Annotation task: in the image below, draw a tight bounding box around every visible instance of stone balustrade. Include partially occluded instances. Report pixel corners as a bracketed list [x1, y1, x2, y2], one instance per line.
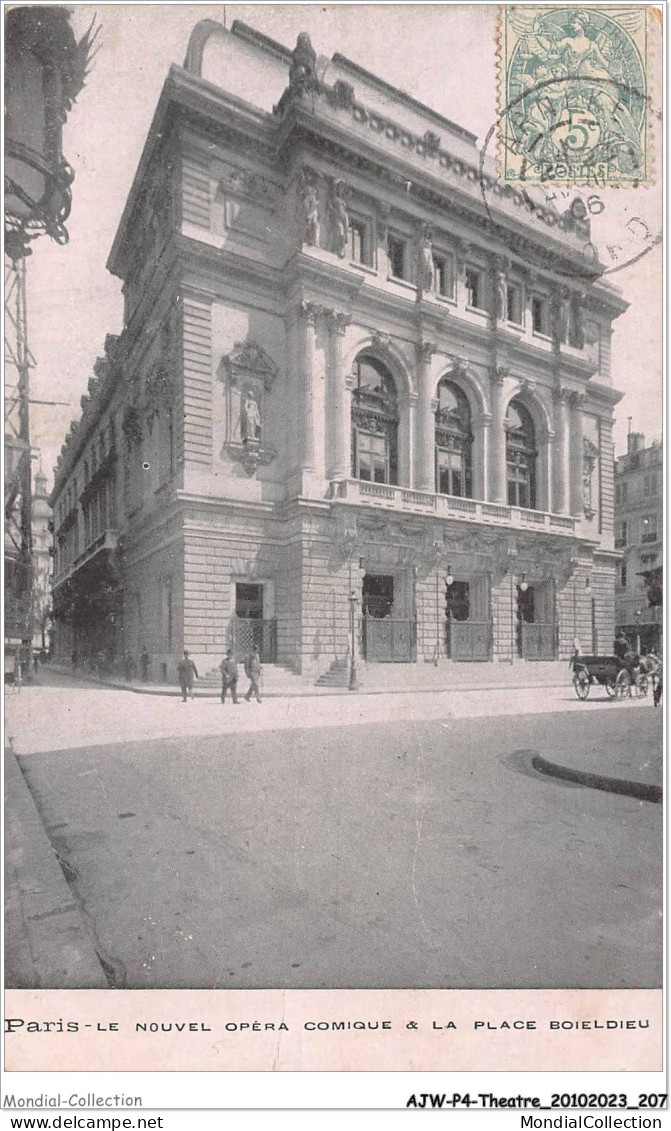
[333, 479, 576, 534]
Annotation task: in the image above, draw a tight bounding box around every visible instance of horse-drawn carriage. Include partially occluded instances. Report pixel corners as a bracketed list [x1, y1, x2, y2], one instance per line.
[571, 654, 650, 701]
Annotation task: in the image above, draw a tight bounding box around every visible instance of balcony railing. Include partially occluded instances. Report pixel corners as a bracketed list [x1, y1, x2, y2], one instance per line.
[54, 529, 121, 587]
[333, 479, 577, 534]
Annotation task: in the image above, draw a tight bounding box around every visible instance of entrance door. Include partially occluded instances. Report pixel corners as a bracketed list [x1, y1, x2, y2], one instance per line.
[232, 583, 277, 662]
[517, 582, 556, 659]
[362, 573, 414, 662]
[445, 578, 491, 661]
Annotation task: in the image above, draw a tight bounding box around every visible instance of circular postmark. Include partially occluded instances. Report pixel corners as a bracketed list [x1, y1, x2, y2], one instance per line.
[479, 74, 661, 281]
[505, 8, 648, 181]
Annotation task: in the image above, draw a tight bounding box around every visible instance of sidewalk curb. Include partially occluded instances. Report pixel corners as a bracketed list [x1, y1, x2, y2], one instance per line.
[48, 666, 568, 699]
[531, 753, 662, 804]
[4, 745, 110, 988]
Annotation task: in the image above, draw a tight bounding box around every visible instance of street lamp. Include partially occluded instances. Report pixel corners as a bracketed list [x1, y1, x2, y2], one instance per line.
[348, 590, 359, 690]
[519, 573, 529, 593]
[635, 608, 642, 655]
[445, 567, 454, 660]
[5, 7, 98, 258]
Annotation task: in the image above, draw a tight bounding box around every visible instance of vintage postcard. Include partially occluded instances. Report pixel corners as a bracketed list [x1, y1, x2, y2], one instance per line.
[3, 1, 664, 1119]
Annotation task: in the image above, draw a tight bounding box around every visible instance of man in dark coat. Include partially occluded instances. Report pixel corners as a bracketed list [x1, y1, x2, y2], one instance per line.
[220, 649, 239, 704]
[177, 650, 198, 701]
[243, 644, 262, 703]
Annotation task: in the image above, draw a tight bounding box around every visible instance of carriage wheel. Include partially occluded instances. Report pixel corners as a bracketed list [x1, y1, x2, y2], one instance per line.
[636, 673, 649, 698]
[614, 669, 631, 700]
[573, 667, 591, 700]
[605, 680, 617, 698]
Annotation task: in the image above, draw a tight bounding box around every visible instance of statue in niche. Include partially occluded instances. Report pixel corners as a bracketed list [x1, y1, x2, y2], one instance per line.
[418, 224, 436, 293]
[241, 389, 261, 443]
[300, 173, 320, 247]
[289, 32, 318, 94]
[330, 180, 349, 258]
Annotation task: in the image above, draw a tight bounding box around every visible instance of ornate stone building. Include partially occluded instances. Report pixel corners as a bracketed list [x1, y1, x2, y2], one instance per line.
[614, 433, 663, 653]
[50, 20, 625, 679]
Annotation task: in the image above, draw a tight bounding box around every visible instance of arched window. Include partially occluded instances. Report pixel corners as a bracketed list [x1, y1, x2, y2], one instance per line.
[435, 379, 472, 497]
[505, 399, 537, 509]
[351, 355, 398, 484]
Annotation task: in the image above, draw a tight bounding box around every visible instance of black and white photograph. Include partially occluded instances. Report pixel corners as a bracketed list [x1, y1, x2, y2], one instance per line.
[4, 0, 664, 1104]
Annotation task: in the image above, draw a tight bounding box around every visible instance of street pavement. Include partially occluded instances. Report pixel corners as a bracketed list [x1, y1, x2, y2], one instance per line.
[7, 671, 662, 991]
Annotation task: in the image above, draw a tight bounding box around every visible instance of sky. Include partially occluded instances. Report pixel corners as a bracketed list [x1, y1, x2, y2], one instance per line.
[20, 3, 663, 486]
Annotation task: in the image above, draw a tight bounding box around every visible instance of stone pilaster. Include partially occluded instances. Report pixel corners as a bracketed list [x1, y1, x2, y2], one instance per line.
[489, 366, 508, 503]
[415, 341, 437, 492]
[327, 311, 351, 481]
[552, 387, 571, 514]
[298, 300, 319, 472]
[569, 391, 586, 516]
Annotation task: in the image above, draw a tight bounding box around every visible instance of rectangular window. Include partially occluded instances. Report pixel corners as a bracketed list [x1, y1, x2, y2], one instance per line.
[349, 217, 371, 266]
[651, 474, 658, 495]
[356, 430, 388, 483]
[643, 475, 650, 496]
[434, 255, 455, 299]
[507, 463, 531, 509]
[615, 483, 621, 504]
[620, 562, 627, 588]
[621, 481, 628, 503]
[465, 267, 483, 310]
[507, 283, 523, 325]
[615, 520, 627, 548]
[436, 449, 463, 497]
[387, 234, 406, 279]
[641, 514, 658, 544]
[532, 296, 549, 336]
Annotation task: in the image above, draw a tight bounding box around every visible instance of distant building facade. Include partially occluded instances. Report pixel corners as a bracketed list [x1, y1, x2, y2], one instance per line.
[614, 433, 663, 652]
[31, 466, 52, 652]
[50, 21, 626, 681]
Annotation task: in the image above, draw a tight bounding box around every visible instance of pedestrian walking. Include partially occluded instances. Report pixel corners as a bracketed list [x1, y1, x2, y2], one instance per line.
[243, 644, 262, 702]
[220, 648, 239, 703]
[177, 650, 198, 701]
[140, 646, 150, 681]
[123, 651, 135, 681]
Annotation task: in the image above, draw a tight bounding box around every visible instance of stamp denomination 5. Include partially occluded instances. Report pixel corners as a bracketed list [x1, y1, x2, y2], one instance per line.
[499, 7, 650, 186]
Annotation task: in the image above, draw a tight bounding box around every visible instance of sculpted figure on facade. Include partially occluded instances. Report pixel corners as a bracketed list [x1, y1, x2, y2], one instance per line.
[418, 224, 436, 294]
[552, 286, 570, 343]
[569, 292, 585, 349]
[330, 179, 349, 258]
[299, 171, 320, 247]
[241, 389, 262, 443]
[289, 31, 318, 94]
[494, 261, 508, 320]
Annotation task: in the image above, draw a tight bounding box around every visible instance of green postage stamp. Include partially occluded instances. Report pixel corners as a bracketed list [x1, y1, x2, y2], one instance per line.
[499, 6, 650, 185]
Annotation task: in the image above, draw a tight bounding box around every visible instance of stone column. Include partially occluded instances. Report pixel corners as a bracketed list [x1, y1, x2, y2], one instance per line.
[398, 392, 417, 489]
[488, 366, 508, 503]
[327, 311, 351, 482]
[415, 342, 437, 492]
[552, 387, 571, 514]
[569, 391, 586, 516]
[473, 411, 491, 501]
[298, 300, 318, 472]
